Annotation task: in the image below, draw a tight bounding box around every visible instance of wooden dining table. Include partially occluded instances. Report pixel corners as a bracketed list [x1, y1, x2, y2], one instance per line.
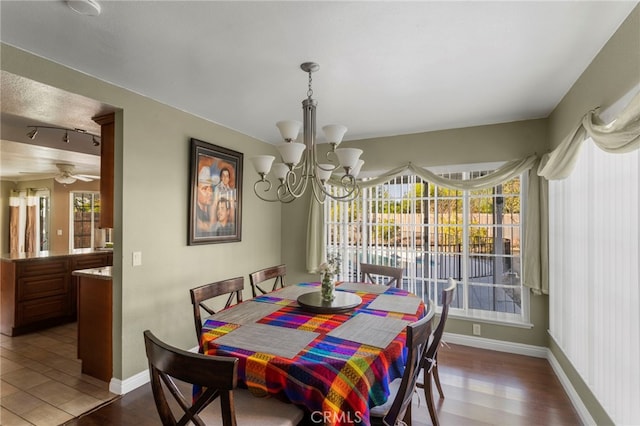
[200, 281, 426, 426]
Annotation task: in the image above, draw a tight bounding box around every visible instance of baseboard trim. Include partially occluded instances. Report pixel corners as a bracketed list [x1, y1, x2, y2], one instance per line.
[114, 333, 593, 425]
[109, 369, 149, 395]
[546, 348, 596, 425]
[443, 332, 595, 425]
[442, 332, 548, 358]
[109, 345, 202, 394]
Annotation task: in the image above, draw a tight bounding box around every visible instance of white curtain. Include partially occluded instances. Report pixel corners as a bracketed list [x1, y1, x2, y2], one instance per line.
[538, 91, 640, 179]
[9, 189, 39, 254]
[548, 139, 639, 424]
[544, 88, 640, 425]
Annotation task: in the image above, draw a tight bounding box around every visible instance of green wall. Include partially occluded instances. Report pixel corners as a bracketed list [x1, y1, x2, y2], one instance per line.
[1, 43, 281, 380]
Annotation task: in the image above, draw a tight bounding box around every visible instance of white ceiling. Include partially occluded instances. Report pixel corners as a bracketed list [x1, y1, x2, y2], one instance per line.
[1, 1, 638, 180]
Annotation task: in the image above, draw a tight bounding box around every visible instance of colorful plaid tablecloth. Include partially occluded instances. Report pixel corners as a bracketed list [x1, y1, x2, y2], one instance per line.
[200, 282, 425, 426]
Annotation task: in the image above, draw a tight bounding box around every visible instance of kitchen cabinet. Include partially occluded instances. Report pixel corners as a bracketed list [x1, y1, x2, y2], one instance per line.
[93, 112, 115, 229]
[1, 250, 112, 336]
[74, 266, 112, 382]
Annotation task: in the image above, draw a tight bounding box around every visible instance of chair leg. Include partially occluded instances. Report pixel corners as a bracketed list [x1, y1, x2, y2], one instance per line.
[433, 362, 444, 399]
[403, 400, 412, 426]
[424, 371, 439, 426]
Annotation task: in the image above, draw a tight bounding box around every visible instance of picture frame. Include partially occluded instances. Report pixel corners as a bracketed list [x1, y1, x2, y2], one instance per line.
[188, 138, 243, 245]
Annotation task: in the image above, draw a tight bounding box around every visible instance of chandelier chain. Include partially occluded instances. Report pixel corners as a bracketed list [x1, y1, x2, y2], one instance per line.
[307, 70, 313, 99]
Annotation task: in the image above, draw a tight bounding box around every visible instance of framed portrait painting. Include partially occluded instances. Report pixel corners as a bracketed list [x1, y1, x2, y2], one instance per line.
[188, 138, 243, 245]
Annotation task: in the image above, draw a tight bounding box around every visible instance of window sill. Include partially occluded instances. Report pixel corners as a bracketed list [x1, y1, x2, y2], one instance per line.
[448, 313, 534, 329]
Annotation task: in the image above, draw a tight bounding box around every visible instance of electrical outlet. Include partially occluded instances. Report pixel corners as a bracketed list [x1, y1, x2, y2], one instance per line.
[472, 323, 481, 336]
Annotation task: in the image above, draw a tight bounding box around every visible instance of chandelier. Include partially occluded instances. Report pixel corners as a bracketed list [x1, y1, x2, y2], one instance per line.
[250, 62, 364, 203]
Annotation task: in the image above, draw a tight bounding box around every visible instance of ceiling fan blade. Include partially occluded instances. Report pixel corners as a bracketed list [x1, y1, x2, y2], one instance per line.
[72, 175, 94, 182]
[19, 172, 58, 178]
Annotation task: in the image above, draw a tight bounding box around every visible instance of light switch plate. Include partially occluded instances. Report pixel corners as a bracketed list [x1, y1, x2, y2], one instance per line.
[132, 251, 142, 266]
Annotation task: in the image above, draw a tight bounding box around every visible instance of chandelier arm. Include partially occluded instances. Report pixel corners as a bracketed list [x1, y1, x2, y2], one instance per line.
[284, 149, 314, 198]
[275, 184, 298, 203]
[283, 168, 308, 199]
[323, 150, 339, 165]
[253, 179, 282, 203]
[310, 179, 327, 204]
[318, 181, 360, 201]
[253, 179, 299, 203]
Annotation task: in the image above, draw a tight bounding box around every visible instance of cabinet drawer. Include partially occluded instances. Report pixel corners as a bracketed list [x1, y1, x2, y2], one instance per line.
[18, 274, 68, 301]
[72, 255, 110, 270]
[17, 295, 71, 325]
[16, 259, 68, 278]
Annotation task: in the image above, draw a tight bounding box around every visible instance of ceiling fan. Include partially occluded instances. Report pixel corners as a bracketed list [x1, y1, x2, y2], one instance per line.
[20, 163, 100, 184]
[53, 163, 99, 184]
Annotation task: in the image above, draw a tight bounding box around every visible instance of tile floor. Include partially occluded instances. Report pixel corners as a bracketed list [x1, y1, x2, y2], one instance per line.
[0, 323, 117, 426]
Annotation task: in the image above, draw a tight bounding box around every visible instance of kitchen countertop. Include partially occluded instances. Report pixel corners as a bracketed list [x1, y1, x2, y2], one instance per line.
[72, 266, 112, 280]
[1, 248, 113, 262]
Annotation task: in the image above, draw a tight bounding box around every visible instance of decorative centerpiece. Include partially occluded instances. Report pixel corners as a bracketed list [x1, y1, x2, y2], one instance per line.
[318, 253, 341, 302]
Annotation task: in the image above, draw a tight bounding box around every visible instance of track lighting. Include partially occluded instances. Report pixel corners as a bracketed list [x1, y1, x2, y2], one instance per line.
[26, 126, 100, 147]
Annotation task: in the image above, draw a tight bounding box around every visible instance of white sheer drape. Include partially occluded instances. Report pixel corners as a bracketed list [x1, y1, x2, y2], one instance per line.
[548, 139, 639, 424]
[543, 88, 640, 425]
[539, 91, 640, 180]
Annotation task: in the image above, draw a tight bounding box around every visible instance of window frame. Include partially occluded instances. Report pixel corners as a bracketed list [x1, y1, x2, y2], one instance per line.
[69, 191, 100, 250]
[325, 163, 530, 326]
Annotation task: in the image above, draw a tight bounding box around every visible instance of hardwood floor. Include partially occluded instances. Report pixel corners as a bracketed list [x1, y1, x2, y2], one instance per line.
[65, 343, 582, 426]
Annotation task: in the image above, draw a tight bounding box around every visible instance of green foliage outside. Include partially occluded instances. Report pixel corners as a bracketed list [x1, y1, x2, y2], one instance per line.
[327, 177, 519, 246]
[376, 219, 399, 242]
[73, 193, 101, 213]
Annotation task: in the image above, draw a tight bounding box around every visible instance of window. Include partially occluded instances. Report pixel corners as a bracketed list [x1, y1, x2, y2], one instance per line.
[325, 165, 528, 324]
[70, 192, 100, 249]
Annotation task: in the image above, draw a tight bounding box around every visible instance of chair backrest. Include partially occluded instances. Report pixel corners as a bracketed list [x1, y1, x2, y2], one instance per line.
[425, 277, 456, 367]
[360, 263, 403, 288]
[190, 277, 244, 340]
[382, 301, 436, 425]
[143, 330, 239, 426]
[248, 264, 286, 298]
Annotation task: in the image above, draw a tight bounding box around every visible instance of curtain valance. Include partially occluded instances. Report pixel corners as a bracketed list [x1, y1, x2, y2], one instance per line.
[538, 91, 640, 180]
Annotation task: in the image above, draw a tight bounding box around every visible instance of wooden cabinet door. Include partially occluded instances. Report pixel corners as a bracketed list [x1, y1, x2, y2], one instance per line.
[93, 113, 115, 229]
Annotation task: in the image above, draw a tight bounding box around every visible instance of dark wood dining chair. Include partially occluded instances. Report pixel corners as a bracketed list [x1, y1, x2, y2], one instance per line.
[248, 264, 286, 298]
[143, 330, 305, 426]
[416, 277, 457, 426]
[360, 262, 404, 288]
[370, 301, 436, 426]
[190, 277, 244, 340]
